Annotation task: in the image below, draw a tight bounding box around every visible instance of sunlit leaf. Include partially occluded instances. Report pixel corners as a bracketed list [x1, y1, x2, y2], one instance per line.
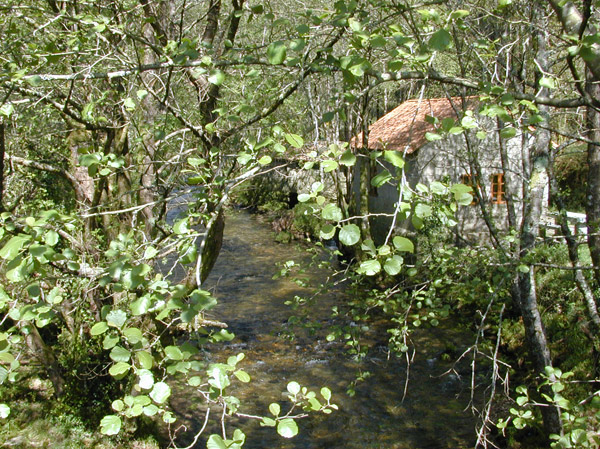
[90, 322, 109, 336]
[392, 236, 414, 253]
[358, 259, 381, 276]
[110, 346, 131, 363]
[277, 418, 299, 438]
[319, 224, 336, 240]
[108, 362, 130, 377]
[0, 235, 31, 260]
[269, 402, 281, 416]
[106, 310, 127, 328]
[384, 255, 403, 275]
[0, 404, 10, 418]
[339, 224, 360, 246]
[100, 415, 121, 435]
[149, 382, 171, 404]
[207, 435, 228, 449]
[371, 170, 392, 187]
[287, 381, 301, 395]
[340, 150, 356, 166]
[138, 369, 154, 390]
[384, 151, 404, 168]
[321, 204, 343, 222]
[208, 69, 225, 86]
[137, 351, 154, 370]
[284, 133, 304, 148]
[321, 160, 338, 173]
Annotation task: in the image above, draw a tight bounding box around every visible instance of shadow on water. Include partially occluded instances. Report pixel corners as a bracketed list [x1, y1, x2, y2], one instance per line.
[170, 210, 478, 449]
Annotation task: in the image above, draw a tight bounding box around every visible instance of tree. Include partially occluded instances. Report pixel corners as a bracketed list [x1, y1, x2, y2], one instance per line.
[0, 0, 345, 443]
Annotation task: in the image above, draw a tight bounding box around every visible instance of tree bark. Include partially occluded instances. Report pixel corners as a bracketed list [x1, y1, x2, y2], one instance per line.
[0, 121, 5, 212]
[513, 5, 563, 435]
[585, 75, 600, 285]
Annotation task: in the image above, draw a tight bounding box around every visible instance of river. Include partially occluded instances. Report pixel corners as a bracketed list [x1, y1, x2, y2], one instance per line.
[170, 210, 478, 449]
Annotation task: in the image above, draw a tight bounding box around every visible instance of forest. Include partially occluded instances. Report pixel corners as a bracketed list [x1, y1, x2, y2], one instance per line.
[0, 0, 599, 447]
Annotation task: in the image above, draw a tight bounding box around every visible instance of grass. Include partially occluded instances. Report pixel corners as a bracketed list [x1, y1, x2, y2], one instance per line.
[0, 379, 160, 449]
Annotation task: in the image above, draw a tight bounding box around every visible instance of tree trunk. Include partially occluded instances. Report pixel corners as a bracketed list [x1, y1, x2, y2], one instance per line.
[0, 121, 5, 212]
[585, 74, 600, 286]
[513, 5, 563, 435]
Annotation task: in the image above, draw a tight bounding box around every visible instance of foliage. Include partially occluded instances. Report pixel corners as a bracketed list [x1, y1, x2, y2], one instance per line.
[1, 0, 600, 447]
[497, 367, 600, 449]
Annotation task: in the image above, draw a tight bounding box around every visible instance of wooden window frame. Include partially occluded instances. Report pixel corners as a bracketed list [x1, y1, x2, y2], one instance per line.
[490, 173, 506, 204]
[461, 173, 479, 205]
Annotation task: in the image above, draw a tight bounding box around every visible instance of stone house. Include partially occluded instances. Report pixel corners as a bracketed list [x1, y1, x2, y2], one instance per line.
[350, 96, 535, 243]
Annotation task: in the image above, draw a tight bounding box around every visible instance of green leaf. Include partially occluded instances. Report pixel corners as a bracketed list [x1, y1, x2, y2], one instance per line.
[425, 132, 442, 142]
[384, 151, 404, 168]
[267, 41, 287, 64]
[277, 419, 299, 438]
[173, 218, 189, 235]
[340, 150, 356, 166]
[415, 203, 432, 218]
[284, 133, 304, 148]
[90, 322, 109, 336]
[322, 111, 335, 123]
[0, 404, 10, 418]
[110, 346, 131, 363]
[261, 417, 276, 427]
[149, 382, 171, 404]
[371, 170, 392, 187]
[208, 69, 225, 86]
[269, 402, 281, 416]
[287, 381, 301, 395]
[450, 9, 470, 19]
[258, 155, 272, 165]
[103, 334, 120, 350]
[0, 235, 31, 260]
[130, 296, 152, 316]
[207, 435, 228, 449]
[500, 127, 517, 139]
[234, 370, 251, 383]
[109, 362, 130, 377]
[106, 310, 127, 328]
[358, 259, 381, 276]
[138, 369, 154, 390]
[26, 75, 43, 87]
[123, 327, 143, 344]
[165, 346, 184, 361]
[429, 29, 452, 51]
[430, 181, 447, 195]
[137, 351, 154, 369]
[123, 97, 136, 111]
[384, 255, 403, 276]
[539, 77, 555, 89]
[100, 415, 122, 435]
[321, 160, 338, 173]
[321, 387, 332, 401]
[322, 204, 343, 222]
[339, 224, 360, 246]
[44, 230, 59, 246]
[319, 224, 336, 240]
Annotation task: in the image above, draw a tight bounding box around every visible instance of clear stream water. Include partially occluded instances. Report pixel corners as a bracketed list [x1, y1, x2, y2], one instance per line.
[170, 210, 478, 449]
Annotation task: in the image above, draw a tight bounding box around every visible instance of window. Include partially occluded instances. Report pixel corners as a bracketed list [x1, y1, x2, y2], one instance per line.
[461, 174, 479, 205]
[491, 173, 506, 204]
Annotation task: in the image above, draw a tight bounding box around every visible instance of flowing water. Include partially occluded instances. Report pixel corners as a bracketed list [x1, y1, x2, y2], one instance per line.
[171, 210, 478, 448]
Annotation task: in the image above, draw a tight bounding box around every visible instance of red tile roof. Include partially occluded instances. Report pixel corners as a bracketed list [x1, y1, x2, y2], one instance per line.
[350, 97, 476, 153]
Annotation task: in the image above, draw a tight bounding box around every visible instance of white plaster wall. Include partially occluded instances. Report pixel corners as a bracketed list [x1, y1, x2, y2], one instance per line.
[365, 125, 534, 244]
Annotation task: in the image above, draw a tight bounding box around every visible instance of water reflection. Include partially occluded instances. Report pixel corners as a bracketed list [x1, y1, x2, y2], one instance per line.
[171, 211, 476, 449]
